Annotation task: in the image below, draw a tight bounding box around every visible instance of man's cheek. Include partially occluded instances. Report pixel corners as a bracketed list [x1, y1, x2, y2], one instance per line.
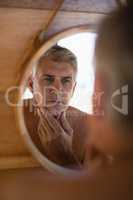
[61, 92, 72, 104]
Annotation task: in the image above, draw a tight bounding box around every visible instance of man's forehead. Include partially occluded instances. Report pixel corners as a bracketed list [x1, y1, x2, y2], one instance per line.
[37, 58, 75, 77]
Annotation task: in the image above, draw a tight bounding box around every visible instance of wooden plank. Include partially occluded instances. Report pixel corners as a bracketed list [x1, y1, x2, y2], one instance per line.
[0, 0, 59, 10]
[62, 0, 117, 13]
[0, 92, 40, 169]
[45, 11, 104, 38]
[0, 92, 29, 156]
[0, 8, 52, 92]
[0, 0, 117, 13]
[0, 156, 39, 169]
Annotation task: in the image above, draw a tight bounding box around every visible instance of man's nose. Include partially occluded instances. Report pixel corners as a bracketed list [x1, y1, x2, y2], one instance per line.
[53, 79, 62, 91]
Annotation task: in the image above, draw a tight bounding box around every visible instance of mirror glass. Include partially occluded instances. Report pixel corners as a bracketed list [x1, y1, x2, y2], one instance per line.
[21, 31, 97, 173]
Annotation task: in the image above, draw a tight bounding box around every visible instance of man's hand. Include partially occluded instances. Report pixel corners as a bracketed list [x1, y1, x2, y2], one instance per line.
[37, 108, 81, 167]
[37, 108, 73, 149]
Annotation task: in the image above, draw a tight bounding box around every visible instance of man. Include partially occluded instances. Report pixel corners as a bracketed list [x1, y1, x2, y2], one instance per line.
[24, 45, 89, 168]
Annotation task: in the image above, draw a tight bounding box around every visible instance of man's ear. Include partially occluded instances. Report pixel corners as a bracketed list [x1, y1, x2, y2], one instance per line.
[71, 81, 77, 97]
[27, 75, 34, 93]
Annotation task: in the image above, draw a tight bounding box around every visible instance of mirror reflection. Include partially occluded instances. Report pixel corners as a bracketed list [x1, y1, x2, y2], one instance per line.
[22, 32, 96, 170]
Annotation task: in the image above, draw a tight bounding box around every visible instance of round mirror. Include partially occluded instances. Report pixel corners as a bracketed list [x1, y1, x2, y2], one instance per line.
[17, 27, 97, 175]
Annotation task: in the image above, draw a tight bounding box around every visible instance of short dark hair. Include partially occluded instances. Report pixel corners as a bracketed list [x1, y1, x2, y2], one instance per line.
[33, 45, 77, 78]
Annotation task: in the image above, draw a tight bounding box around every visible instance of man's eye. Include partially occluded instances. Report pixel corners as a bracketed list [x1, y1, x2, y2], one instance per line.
[62, 78, 71, 85]
[43, 77, 54, 83]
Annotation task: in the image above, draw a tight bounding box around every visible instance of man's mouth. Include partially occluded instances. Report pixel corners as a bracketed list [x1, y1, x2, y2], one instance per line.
[46, 100, 64, 106]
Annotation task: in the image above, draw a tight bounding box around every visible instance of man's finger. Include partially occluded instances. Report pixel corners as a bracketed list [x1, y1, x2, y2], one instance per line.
[45, 112, 64, 136]
[46, 112, 72, 145]
[60, 112, 73, 136]
[37, 109, 53, 143]
[38, 122, 51, 144]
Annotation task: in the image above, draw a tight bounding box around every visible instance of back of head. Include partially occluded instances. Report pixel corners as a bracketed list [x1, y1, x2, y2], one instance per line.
[95, 4, 133, 132]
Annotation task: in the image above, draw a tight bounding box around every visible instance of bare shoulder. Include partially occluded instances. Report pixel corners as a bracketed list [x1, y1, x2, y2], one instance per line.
[67, 106, 88, 116]
[66, 106, 90, 161]
[23, 98, 44, 153]
[66, 106, 90, 127]
[23, 98, 39, 126]
[23, 98, 39, 137]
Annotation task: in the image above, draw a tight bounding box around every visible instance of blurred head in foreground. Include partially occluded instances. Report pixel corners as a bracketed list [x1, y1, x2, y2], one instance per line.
[91, 4, 133, 159]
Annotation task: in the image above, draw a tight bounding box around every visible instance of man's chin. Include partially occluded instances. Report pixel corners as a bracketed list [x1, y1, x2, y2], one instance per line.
[46, 104, 68, 117]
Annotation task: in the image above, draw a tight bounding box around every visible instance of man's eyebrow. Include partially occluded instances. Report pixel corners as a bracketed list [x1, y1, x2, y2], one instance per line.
[62, 76, 72, 79]
[41, 74, 72, 79]
[42, 74, 54, 78]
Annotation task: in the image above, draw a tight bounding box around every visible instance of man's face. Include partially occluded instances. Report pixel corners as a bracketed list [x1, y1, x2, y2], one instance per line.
[32, 58, 76, 116]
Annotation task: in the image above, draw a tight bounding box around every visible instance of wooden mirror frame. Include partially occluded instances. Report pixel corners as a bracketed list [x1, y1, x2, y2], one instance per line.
[16, 25, 96, 176]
